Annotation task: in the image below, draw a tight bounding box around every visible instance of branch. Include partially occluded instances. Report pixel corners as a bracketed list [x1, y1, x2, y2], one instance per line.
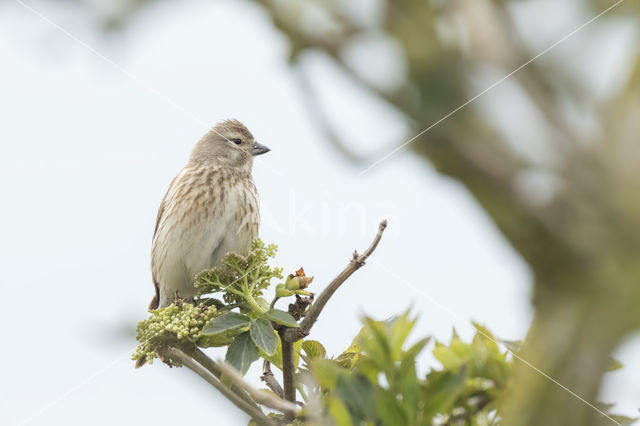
[190, 347, 260, 411]
[293, 63, 368, 164]
[166, 348, 276, 426]
[217, 360, 301, 417]
[285, 220, 388, 342]
[292, 56, 417, 167]
[279, 330, 297, 419]
[261, 361, 284, 398]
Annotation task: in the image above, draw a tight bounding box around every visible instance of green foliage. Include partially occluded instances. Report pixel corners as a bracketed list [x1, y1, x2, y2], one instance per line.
[263, 309, 299, 327]
[203, 312, 251, 335]
[194, 239, 283, 311]
[199, 312, 251, 347]
[226, 331, 260, 375]
[250, 318, 279, 356]
[301, 313, 634, 426]
[304, 311, 510, 425]
[261, 339, 303, 371]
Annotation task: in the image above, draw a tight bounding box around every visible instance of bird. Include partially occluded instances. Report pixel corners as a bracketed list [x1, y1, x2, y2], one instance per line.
[149, 119, 270, 309]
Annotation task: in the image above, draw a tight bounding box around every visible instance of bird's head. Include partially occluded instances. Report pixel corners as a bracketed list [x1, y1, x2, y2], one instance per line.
[189, 119, 270, 171]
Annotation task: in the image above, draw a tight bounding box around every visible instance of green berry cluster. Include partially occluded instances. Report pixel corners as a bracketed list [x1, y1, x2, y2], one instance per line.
[132, 302, 218, 366]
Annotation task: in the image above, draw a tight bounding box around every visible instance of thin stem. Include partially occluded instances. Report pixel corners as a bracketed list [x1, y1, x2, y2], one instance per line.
[243, 274, 251, 292]
[190, 347, 261, 411]
[261, 360, 284, 398]
[217, 361, 300, 416]
[269, 296, 281, 309]
[167, 348, 275, 426]
[239, 275, 267, 314]
[284, 220, 388, 342]
[219, 284, 245, 298]
[245, 291, 267, 314]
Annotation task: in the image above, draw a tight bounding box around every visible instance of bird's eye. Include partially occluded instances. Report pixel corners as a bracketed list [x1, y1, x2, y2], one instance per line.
[231, 138, 242, 145]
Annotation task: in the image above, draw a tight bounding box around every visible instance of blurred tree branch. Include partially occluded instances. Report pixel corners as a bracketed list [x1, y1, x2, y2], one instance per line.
[250, 1, 640, 425]
[73, 0, 640, 423]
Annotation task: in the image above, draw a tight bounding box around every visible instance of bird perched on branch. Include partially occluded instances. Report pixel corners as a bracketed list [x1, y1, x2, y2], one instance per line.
[149, 120, 270, 309]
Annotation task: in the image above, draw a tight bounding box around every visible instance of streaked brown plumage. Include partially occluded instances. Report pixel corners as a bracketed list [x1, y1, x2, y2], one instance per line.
[149, 120, 270, 309]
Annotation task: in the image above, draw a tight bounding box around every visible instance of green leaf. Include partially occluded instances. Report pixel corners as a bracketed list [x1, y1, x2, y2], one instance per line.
[310, 359, 345, 389]
[335, 374, 376, 423]
[225, 331, 259, 375]
[197, 330, 239, 348]
[302, 340, 327, 360]
[256, 297, 271, 311]
[390, 310, 417, 361]
[249, 318, 279, 356]
[202, 312, 250, 335]
[335, 351, 360, 369]
[359, 317, 393, 371]
[432, 341, 466, 370]
[263, 309, 299, 327]
[327, 396, 353, 426]
[421, 367, 468, 420]
[260, 339, 303, 370]
[471, 321, 499, 353]
[398, 337, 429, 419]
[353, 356, 380, 384]
[377, 389, 408, 426]
[402, 337, 430, 365]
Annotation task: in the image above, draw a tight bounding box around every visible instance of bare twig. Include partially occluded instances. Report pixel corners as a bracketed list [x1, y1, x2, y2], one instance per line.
[166, 348, 276, 426]
[261, 360, 284, 398]
[284, 220, 388, 342]
[217, 360, 301, 417]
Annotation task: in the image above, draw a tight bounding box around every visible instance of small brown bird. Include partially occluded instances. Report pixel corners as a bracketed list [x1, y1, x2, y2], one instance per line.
[149, 120, 270, 309]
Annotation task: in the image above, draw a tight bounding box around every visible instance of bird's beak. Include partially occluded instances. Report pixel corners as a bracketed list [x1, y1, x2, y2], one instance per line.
[251, 142, 270, 156]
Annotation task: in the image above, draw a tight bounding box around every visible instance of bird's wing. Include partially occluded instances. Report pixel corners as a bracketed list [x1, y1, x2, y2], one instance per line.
[148, 172, 182, 310]
[153, 173, 182, 240]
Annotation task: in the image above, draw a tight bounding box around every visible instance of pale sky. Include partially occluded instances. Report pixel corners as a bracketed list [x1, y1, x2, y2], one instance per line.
[0, 0, 637, 424]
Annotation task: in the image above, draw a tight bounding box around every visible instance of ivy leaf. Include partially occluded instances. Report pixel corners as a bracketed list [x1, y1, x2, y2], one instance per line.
[202, 312, 250, 335]
[250, 318, 279, 356]
[225, 331, 259, 375]
[263, 309, 299, 327]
